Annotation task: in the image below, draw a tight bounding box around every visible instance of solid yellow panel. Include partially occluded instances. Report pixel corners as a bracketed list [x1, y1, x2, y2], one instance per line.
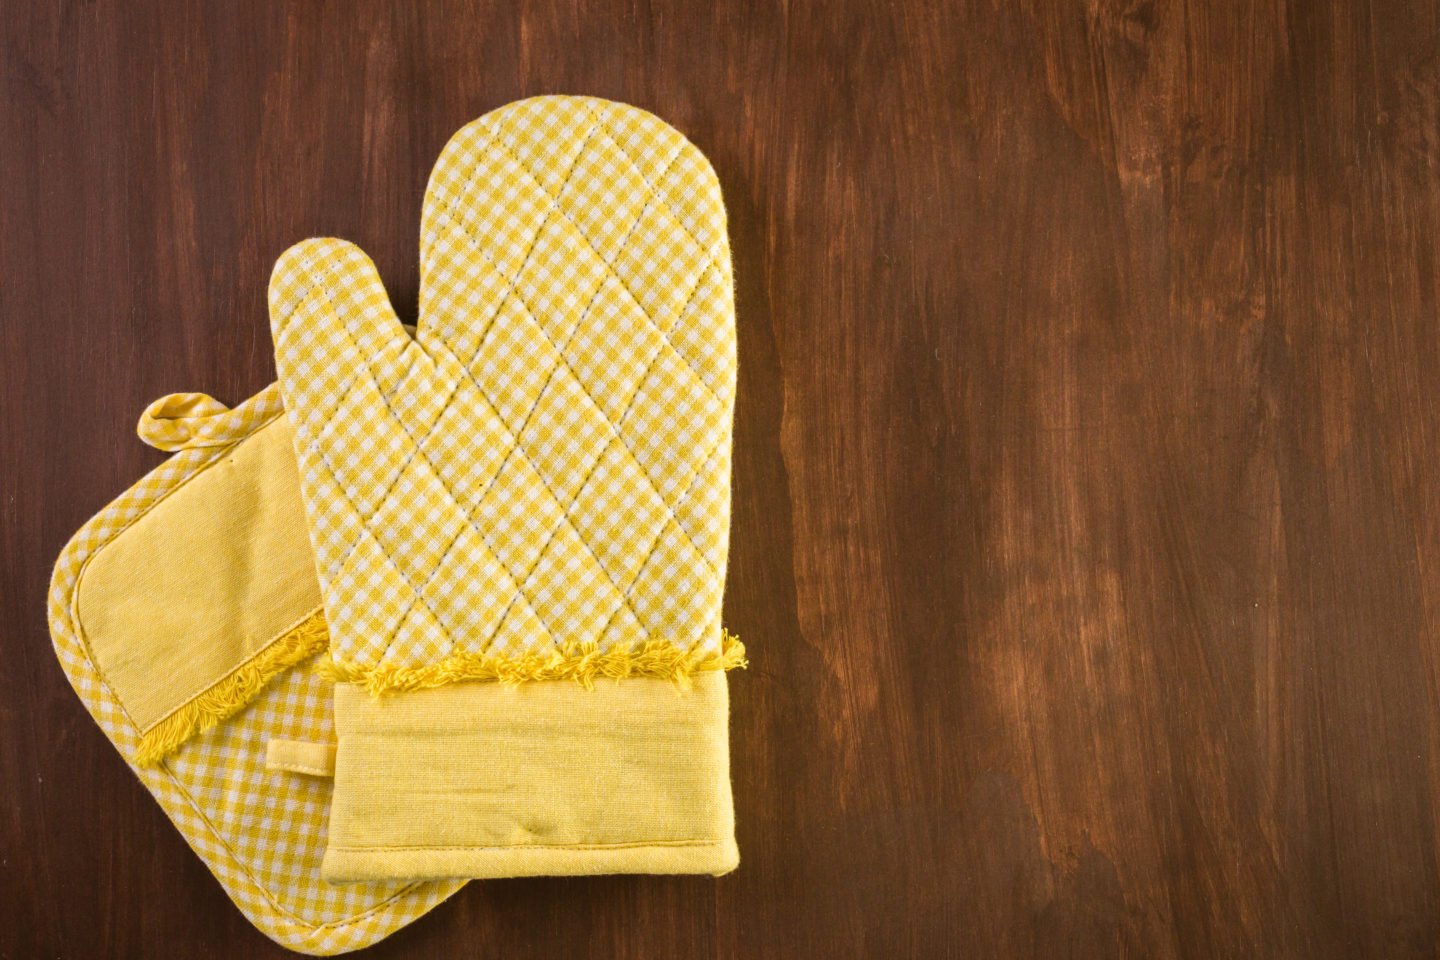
[75, 418, 322, 733]
[324, 673, 737, 882]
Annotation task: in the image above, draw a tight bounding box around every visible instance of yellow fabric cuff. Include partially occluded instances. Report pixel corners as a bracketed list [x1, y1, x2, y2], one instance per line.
[323, 673, 738, 883]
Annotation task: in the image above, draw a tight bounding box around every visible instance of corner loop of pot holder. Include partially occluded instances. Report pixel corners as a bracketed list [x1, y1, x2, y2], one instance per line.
[48, 382, 464, 955]
[137, 392, 253, 451]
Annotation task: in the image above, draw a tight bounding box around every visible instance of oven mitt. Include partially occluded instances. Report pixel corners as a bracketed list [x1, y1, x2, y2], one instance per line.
[48, 384, 464, 954]
[268, 95, 743, 882]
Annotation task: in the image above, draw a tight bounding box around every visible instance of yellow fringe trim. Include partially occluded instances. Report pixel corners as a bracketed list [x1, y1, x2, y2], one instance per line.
[134, 609, 330, 767]
[318, 630, 747, 697]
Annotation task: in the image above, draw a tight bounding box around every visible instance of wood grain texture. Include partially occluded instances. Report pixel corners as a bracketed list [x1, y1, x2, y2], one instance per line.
[5, 0, 1440, 956]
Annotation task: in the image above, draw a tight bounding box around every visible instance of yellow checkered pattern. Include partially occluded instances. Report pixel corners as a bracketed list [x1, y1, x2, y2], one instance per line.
[269, 96, 736, 675]
[136, 392, 248, 450]
[48, 383, 463, 955]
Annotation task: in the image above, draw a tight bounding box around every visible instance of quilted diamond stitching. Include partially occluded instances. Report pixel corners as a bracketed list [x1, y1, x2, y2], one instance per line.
[455, 118, 734, 602]
[273, 97, 735, 671]
[431, 145, 722, 574]
[423, 213, 722, 651]
[283, 258, 550, 660]
[451, 100, 731, 640]
[290, 246, 623, 660]
[296, 268, 520, 660]
[414, 128, 718, 643]
[485, 119, 724, 403]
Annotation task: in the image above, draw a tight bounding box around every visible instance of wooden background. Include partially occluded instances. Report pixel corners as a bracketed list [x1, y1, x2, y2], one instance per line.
[6, 0, 1440, 957]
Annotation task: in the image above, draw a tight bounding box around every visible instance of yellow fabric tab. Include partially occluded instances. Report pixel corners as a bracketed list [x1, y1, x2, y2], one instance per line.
[266, 739, 337, 778]
[323, 673, 738, 883]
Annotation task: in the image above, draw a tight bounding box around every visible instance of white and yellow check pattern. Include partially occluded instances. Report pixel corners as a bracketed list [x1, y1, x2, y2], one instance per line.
[270, 96, 737, 678]
[48, 383, 463, 955]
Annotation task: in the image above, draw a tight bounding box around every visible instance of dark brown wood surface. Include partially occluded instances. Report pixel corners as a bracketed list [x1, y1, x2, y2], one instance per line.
[6, 1, 1440, 957]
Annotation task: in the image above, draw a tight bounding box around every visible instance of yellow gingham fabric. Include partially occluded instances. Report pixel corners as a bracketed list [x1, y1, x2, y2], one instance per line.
[136, 392, 249, 450]
[48, 383, 463, 955]
[269, 96, 737, 679]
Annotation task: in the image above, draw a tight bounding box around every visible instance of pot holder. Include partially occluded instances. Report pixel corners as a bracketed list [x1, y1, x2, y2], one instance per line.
[47, 385, 464, 954]
[268, 95, 744, 882]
